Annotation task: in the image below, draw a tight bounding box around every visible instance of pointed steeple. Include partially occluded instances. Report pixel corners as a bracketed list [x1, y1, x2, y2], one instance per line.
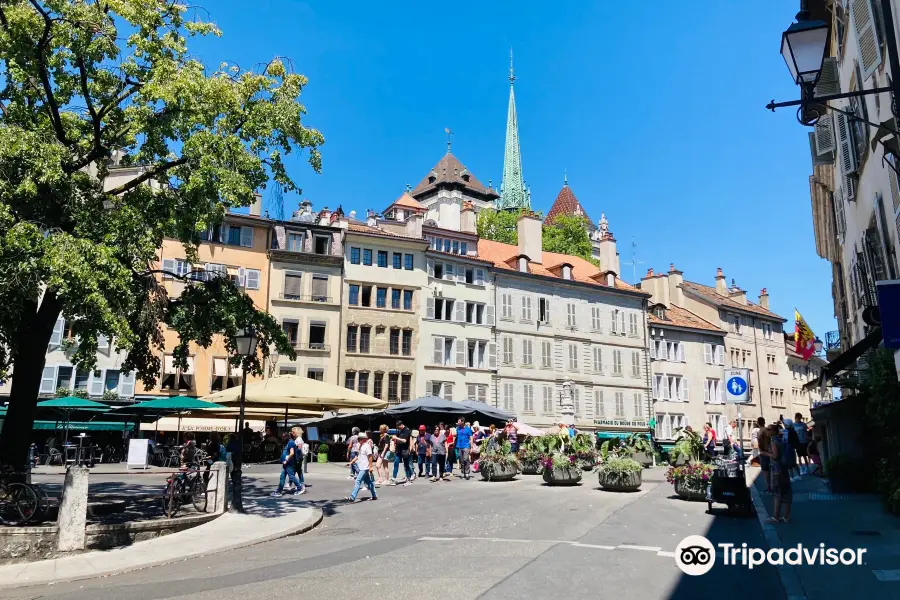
[498, 49, 528, 211]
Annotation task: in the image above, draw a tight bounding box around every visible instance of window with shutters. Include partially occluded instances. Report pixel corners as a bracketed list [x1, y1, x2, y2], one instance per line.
[573, 386, 580, 416]
[592, 346, 603, 373]
[283, 272, 303, 300]
[467, 340, 487, 368]
[850, 0, 882, 80]
[610, 309, 618, 333]
[612, 350, 623, 376]
[522, 339, 533, 366]
[591, 306, 602, 331]
[770, 388, 786, 407]
[594, 390, 604, 417]
[467, 383, 488, 402]
[501, 293, 513, 320]
[703, 343, 714, 364]
[502, 336, 514, 365]
[633, 393, 643, 418]
[503, 383, 514, 410]
[521, 295, 533, 322]
[539, 297, 550, 324]
[835, 110, 859, 176]
[567, 303, 577, 328]
[539, 341, 552, 368]
[523, 384, 534, 413]
[311, 275, 328, 301]
[542, 385, 553, 415]
[568, 343, 578, 370]
[631, 352, 640, 377]
[614, 392, 625, 418]
[628, 313, 639, 336]
[433, 298, 455, 321]
[705, 379, 723, 404]
[466, 302, 486, 324]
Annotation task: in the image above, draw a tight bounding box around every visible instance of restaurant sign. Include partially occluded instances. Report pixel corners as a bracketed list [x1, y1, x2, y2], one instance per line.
[592, 418, 649, 428]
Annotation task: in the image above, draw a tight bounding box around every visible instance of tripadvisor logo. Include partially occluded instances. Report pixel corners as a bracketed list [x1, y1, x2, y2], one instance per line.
[675, 536, 867, 575]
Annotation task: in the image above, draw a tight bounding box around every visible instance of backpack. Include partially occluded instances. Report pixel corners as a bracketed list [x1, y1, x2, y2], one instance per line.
[777, 439, 794, 469]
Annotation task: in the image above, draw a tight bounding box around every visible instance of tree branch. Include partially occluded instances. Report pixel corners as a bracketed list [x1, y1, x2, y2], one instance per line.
[107, 157, 188, 195]
[77, 57, 103, 153]
[28, 0, 70, 146]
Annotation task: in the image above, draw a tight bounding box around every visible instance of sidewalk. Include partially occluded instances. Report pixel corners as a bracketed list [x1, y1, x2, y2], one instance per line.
[748, 467, 900, 599]
[0, 494, 323, 589]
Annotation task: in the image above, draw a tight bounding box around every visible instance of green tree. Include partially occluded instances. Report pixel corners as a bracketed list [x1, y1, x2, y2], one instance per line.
[476, 209, 519, 244]
[542, 215, 597, 264]
[0, 1, 321, 467]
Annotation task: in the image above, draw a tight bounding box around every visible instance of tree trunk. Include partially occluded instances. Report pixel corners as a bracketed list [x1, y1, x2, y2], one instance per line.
[0, 293, 62, 470]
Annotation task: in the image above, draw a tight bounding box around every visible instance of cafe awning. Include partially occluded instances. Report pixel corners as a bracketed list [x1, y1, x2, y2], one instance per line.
[33, 421, 135, 432]
[804, 327, 882, 391]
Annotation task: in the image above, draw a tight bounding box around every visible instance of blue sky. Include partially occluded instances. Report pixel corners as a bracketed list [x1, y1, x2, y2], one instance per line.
[191, 1, 833, 336]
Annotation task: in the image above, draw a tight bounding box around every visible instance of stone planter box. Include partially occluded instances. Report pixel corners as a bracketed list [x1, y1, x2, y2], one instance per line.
[598, 469, 642, 492]
[520, 460, 542, 475]
[542, 467, 583, 486]
[632, 452, 653, 467]
[674, 481, 707, 501]
[480, 461, 518, 481]
[577, 458, 596, 471]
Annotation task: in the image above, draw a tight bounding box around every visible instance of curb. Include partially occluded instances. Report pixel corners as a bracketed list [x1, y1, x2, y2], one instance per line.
[0, 508, 324, 589]
[748, 474, 808, 600]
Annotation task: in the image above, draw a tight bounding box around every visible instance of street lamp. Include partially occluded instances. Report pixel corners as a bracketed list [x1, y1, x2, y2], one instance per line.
[814, 337, 824, 354]
[780, 10, 829, 87]
[231, 327, 258, 513]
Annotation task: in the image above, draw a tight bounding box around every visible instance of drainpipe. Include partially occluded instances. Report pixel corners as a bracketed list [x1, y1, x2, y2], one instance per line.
[641, 297, 654, 465]
[751, 317, 765, 422]
[335, 230, 344, 386]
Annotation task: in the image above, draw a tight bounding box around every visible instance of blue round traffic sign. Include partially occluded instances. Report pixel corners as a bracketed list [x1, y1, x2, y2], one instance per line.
[727, 377, 747, 396]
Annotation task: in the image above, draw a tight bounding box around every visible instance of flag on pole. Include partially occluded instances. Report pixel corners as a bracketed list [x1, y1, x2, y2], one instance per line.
[795, 309, 816, 360]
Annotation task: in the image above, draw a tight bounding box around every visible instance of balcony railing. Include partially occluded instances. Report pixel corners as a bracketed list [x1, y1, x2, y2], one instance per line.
[294, 343, 330, 352]
[278, 293, 334, 303]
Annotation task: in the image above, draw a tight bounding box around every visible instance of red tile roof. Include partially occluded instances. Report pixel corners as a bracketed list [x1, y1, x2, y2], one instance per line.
[347, 223, 423, 241]
[681, 281, 786, 321]
[648, 304, 725, 334]
[410, 153, 499, 199]
[385, 192, 424, 213]
[477, 238, 643, 293]
[544, 185, 593, 226]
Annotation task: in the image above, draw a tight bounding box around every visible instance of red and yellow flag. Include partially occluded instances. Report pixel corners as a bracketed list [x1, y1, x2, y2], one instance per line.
[795, 309, 816, 360]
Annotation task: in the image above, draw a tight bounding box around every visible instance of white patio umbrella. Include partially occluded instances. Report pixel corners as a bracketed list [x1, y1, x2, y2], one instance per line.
[201, 375, 387, 413]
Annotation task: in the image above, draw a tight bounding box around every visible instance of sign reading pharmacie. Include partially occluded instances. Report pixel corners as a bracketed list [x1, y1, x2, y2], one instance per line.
[592, 418, 649, 429]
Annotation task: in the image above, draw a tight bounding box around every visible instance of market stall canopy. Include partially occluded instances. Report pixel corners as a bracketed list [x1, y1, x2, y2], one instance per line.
[513, 422, 546, 436]
[121, 396, 226, 412]
[460, 400, 516, 421]
[37, 397, 109, 410]
[198, 407, 322, 420]
[385, 396, 469, 416]
[33, 420, 135, 432]
[147, 417, 265, 433]
[201, 375, 387, 410]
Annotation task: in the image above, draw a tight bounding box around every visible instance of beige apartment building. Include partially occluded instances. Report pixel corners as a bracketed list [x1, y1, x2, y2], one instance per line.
[267, 200, 344, 383]
[339, 207, 428, 404]
[142, 209, 271, 398]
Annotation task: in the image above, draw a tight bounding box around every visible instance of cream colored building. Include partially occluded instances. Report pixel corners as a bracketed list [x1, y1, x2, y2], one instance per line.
[267, 200, 344, 383]
[339, 206, 428, 404]
[482, 213, 651, 432]
[784, 333, 831, 413]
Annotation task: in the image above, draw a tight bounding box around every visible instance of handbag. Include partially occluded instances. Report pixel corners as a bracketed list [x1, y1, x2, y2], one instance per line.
[385, 440, 396, 461]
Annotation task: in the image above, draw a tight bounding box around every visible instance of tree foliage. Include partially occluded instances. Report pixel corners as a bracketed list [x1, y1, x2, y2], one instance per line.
[476, 209, 519, 245]
[542, 215, 596, 265]
[0, 0, 322, 465]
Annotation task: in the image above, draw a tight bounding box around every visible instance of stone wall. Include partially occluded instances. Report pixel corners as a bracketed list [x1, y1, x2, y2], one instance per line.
[0, 526, 58, 564]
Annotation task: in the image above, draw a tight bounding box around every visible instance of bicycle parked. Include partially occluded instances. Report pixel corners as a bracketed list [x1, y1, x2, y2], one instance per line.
[0, 468, 50, 525]
[161, 467, 208, 517]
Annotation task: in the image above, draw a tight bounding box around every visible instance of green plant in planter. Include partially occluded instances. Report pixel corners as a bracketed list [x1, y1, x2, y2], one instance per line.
[600, 457, 642, 486]
[600, 437, 622, 460]
[665, 463, 713, 491]
[573, 432, 598, 460]
[622, 433, 653, 457]
[541, 452, 578, 471]
[316, 442, 329, 463]
[56, 387, 89, 399]
[519, 436, 546, 463]
[102, 390, 121, 404]
[671, 427, 703, 464]
[480, 440, 520, 480]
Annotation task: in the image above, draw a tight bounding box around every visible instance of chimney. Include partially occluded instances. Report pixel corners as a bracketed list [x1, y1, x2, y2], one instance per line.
[460, 201, 476, 234]
[596, 213, 619, 276]
[366, 209, 378, 228]
[667, 263, 684, 306]
[728, 279, 748, 305]
[318, 206, 331, 226]
[715, 267, 727, 296]
[639, 268, 669, 307]
[250, 192, 263, 217]
[758, 288, 769, 309]
[406, 211, 424, 238]
[516, 212, 542, 265]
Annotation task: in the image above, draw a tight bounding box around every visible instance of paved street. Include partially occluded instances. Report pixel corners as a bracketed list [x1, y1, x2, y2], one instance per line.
[1, 465, 783, 600]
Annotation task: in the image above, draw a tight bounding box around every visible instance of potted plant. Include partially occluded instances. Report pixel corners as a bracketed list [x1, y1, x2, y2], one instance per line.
[666, 463, 713, 501]
[573, 433, 599, 471]
[519, 436, 545, 475]
[316, 442, 329, 463]
[479, 440, 520, 481]
[598, 457, 643, 492]
[541, 432, 583, 485]
[621, 433, 654, 467]
[670, 427, 704, 464]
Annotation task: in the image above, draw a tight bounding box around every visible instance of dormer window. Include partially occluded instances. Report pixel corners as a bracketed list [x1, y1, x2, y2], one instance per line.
[654, 306, 666, 319]
[518, 257, 528, 273]
[606, 273, 615, 286]
[562, 265, 573, 280]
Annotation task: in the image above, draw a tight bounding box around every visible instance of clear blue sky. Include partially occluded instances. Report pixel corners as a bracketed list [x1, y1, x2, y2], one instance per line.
[190, 1, 834, 336]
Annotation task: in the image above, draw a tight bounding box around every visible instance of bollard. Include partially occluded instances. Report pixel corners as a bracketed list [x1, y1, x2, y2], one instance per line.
[210, 461, 228, 514]
[57, 466, 89, 552]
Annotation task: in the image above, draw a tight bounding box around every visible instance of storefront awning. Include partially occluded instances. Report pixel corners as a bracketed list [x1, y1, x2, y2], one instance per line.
[804, 327, 882, 391]
[33, 421, 135, 431]
[595, 431, 635, 440]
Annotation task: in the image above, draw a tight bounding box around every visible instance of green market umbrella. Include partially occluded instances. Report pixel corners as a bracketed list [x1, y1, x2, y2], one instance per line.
[37, 397, 111, 445]
[115, 396, 226, 443]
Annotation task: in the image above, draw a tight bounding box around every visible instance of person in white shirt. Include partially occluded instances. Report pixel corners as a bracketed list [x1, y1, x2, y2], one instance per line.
[345, 432, 377, 503]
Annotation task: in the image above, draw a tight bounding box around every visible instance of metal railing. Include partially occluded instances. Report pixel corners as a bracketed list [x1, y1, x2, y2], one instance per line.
[294, 343, 330, 352]
[278, 293, 334, 303]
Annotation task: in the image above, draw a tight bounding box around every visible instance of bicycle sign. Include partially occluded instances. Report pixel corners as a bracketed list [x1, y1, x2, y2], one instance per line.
[724, 368, 750, 404]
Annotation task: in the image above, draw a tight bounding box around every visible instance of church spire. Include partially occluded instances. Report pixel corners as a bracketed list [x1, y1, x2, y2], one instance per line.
[497, 49, 528, 211]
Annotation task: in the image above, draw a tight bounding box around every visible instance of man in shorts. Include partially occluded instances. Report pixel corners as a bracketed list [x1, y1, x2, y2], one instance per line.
[757, 418, 772, 494]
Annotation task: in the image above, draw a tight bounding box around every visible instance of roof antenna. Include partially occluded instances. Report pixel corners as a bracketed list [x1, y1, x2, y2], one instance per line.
[445, 127, 453, 154]
[621, 238, 645, 285]
[564, 168, 568, 187]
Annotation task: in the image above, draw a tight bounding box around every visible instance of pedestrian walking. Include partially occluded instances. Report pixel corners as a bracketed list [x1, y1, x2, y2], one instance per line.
[390, 421, 413, 486]
[504, 420, 519, 453]
[757, 418, 773, 493]
[445, 426, 456, 477]
[762, 424, 792, 523]
[375, 424, 390, 484]
[430, 425, 447, 481]
[347, 427, 360, 480]
[782, 418, 802, 482]
[750, 417, 764, 467]
[702, 422, 717, 460]
[793, 414, 810, 475]
[417, 425, 432, 478]
[271, 427, 305, 496]
[455, 418, 473, 480]
[345, 432, 377, 503]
